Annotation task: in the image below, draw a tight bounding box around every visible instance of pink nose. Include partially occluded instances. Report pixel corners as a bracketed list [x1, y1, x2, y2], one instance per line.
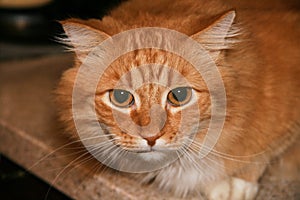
[143, 135, 160, 146]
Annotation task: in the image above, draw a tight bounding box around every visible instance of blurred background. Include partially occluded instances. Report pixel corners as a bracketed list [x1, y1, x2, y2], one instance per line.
[0, 0, 123, 60]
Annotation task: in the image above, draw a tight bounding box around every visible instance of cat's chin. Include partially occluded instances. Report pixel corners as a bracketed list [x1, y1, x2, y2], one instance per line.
[138, 150, 166, 161]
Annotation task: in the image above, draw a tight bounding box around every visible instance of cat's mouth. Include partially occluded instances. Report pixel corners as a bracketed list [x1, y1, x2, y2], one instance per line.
[136, 149, 167, 161]
[119, 145, 171, 154]
[119, 146, 154, 153]
[134, 148, 158, 153]
[133, 149, 152, 153]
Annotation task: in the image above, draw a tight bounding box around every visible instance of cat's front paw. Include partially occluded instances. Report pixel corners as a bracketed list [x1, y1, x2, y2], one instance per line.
[207, 178, 258, 200]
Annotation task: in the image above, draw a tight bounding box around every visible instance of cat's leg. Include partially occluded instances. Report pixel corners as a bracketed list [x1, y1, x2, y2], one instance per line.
[206, 177, 258, 200]
[205, 163, 266, 200]
[203, 151, 269, 200]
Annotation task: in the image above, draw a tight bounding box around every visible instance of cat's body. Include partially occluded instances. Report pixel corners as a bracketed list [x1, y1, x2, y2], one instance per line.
[57, 0, 300, 199]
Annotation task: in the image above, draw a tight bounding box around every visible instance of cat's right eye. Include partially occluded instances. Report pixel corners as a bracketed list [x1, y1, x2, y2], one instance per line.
[109, 89, 135, 108]
[167, 87, 192, 107]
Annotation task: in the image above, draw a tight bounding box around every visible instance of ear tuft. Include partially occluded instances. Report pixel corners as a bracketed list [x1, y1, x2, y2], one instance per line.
[192, 11, 240, 60]
[59, 20, 110, 60]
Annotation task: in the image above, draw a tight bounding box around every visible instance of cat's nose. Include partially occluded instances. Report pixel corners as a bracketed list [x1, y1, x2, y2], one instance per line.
[143, 135, 159, 147]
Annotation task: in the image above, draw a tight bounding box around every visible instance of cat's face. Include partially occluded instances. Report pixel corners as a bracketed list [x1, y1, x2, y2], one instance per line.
[94, 50, 211, 161]
[59, 11, 236, 170]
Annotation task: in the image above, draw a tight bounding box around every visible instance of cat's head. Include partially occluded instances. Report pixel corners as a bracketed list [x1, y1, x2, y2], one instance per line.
[57, 11, 239, 171]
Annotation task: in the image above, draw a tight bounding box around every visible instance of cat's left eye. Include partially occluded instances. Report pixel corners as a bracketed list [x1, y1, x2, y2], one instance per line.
[109, 89, 134, 108]
[167, 87, 192, 107]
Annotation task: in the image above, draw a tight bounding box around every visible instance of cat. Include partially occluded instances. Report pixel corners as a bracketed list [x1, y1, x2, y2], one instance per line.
[56, 0, 300, 199]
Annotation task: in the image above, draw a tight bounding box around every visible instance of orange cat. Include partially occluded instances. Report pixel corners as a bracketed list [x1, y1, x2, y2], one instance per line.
[56, 0, 300, 199]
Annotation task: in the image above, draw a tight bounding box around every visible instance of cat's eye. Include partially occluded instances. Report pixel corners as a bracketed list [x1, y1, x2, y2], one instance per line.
[167, 87, 192, 107]
[109, 89, 134, 108]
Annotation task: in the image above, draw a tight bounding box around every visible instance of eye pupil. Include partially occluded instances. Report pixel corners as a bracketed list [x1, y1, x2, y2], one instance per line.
[109, 89, 134, 107]
[167, 87, 192, 107]
[114, 90, 129, 103]
[172, 88, 187, 102]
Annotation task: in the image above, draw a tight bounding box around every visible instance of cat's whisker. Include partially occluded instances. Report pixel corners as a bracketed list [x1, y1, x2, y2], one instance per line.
[187, 144, 227, 172]
[182, 143, 223, 175]
[56, 153, 95, 173]
[186, 138, 270, 165]
[93, 143, 120, 163]
[187, 137, 267, 158]
[179, 137, 225, 172]
[83, 138, 118, 149]
[29, 139, 90, 171]
[67, 144, 118, 176]
[189, 140, 252, 163]
[37, 149, 91, 165]
[28, 133, 116, 170]
[100, 146, 125, 169]
[40, 138, 118, 175]
[178, 145, 210, 175]
[179, 148, 221, 178]
[45, 149, 93, 200]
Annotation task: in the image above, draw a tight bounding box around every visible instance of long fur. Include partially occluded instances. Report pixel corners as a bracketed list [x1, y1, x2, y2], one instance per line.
[56, 0, 300, 198]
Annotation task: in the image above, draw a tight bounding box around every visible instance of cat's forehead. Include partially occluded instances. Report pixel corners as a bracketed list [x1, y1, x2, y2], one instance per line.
[116, 64, 191, 90]
[97, 49, 206, 92]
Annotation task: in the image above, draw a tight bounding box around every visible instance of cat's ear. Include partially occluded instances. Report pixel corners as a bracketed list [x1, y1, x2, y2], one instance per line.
[60, 20, 110, 61]
[191, 11, 239, 61]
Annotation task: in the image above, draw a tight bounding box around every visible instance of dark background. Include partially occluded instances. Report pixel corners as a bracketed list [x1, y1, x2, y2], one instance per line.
[0, 0, 123, 43]
[0, 156, 70, 200]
